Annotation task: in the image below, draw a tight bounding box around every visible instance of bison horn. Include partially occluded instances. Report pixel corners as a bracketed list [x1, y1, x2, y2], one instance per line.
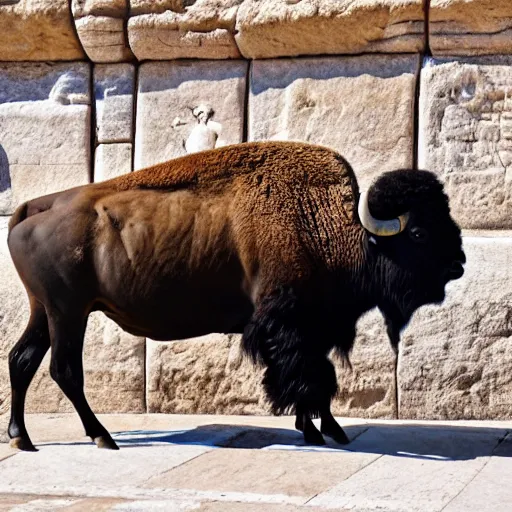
[358, 189, 409, 236]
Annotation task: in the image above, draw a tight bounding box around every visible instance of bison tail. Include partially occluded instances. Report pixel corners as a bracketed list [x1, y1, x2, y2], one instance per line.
[8, 192, 61, 236]
[242, 286, 338, 417]
[8, 202, 29, 234]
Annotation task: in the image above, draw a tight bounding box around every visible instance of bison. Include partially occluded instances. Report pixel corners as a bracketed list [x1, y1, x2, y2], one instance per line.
[6, 141, 465, 450]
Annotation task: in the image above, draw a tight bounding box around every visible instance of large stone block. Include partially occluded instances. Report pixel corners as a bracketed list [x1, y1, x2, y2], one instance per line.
[430, 0, 512, 56]
[94, 64, 135, 144]
[249, 55, 418, 190]
[127, 0, 241, 60]
[74, 16, 134, 63]
[94, 143, 132, 181]
[236, 0, 424, 59]
[134, 60, 247, 169]
[0, 0, 85, 61]
[0, 63, 91, 214]
[398, 237, 512, 420]
[146, 311, 396, 419]
[0, 218, 146, 415]
[146, 334, 268, 415]
[418, 57, 512, 229]
[72, 0, 134, 63]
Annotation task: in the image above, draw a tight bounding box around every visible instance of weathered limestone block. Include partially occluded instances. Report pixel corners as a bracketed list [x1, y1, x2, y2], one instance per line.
[0, 0, 85, 61]
[235, 0, 424, 59]
[0, 218, 146, 415]
[130, 1, 187, 15]
[72, 0, 134, 62]
[0, 63, 91, 215]
[430, 0, 512, 56]
[94, 143, 132, 181]
[146, 334, 268, 415]
[127, 0, 241, 60]
[418, 57, 512, 229]
[250, 55, 418, 190]
[334, 311, 396, 419]
[399, 237, 512, 420]
[134, 60, 247, 169]
[94, 64, 135, 144]
[72, 0, 127, 17]
[146, 311, 396, 419]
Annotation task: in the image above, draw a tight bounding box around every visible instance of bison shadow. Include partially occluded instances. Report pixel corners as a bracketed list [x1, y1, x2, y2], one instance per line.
[100, 422, 512, 461]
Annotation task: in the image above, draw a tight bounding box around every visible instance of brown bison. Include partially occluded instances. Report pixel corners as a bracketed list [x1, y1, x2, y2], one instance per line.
[6, 141, 465, 450]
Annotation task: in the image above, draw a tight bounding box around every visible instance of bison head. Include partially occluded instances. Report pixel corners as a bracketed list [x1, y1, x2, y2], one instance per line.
[358, 169, 465, 346]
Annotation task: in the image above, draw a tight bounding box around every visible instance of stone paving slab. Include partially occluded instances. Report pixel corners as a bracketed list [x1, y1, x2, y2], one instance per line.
[443, 433, 512, 512]
[143, 448, 378, 498]
[0, 414, 512, 511]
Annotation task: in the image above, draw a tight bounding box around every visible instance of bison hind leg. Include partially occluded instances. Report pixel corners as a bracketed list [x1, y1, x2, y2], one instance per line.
[46, 308, 119, 450]
[242, 286, 340, 445]
[8, 297, 50, 451]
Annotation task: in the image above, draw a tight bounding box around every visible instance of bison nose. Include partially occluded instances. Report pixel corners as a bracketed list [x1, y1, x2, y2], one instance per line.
[448, 260, 465, 280]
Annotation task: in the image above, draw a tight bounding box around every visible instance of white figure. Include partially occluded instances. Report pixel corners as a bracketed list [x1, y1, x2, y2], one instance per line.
[184, 104, 222, 154]
[49, 73, 88, 105]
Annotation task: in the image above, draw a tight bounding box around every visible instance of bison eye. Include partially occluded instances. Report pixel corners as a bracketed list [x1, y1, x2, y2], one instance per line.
[409, 226, 428, 243]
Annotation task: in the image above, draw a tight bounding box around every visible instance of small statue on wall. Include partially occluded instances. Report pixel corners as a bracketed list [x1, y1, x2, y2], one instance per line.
[183, 104, 222, 154]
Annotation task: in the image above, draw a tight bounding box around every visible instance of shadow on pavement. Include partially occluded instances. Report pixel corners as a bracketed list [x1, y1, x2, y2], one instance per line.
[97, 422, 512, 461]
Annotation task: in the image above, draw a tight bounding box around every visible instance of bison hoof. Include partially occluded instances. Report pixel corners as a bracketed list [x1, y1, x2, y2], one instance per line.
[303, 428, 326, 446]
[93, 435, 119, 450]
[321, 424, 350, 445]
[10, 436, 37, 452]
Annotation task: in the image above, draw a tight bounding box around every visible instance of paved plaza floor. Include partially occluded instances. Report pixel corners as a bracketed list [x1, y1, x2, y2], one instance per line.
[0, 414, 511, 511]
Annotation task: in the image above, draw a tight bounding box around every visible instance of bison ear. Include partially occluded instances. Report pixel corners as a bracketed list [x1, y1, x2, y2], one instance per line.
[358, 189, 409, 237]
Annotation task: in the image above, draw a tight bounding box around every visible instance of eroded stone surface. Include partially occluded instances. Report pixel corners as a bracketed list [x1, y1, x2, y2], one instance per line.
[0, 62, 91, 215]
[250, 55, 418, 190]
[146, 334, 268, 415]
[94, 143, 132, 181]
[398, 237, 512, 420]
[74, 16, 134, 63]
[94, 63, 135, 143]
[147, 310, 396, 419]
[72, 0, 133, 62]
[72, 0, 127, 18]
[134, 60, 246, 169]
[333, 311, 396, 419]
[0, 0, 85, 61]
[127, 0, 242, 60]
[236, 0, 424, 59]
[418, 57, 512, 229]
[430, 0, 512, 56]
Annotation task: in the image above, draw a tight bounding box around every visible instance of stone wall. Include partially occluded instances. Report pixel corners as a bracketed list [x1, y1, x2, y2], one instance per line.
[1, 0, 512, 420]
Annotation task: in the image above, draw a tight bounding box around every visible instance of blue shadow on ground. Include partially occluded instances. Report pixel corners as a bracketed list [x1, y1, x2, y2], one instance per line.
[82, 422, 512, 462]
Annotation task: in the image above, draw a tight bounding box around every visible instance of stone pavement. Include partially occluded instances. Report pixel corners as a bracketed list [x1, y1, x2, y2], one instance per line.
[0, 414, 511, 511]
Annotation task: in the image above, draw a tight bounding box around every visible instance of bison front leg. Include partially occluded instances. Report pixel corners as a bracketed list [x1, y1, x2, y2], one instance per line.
[242, 287, 341, 446]
[319, 409, 350, 444]
[47, 310, 119, 450]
